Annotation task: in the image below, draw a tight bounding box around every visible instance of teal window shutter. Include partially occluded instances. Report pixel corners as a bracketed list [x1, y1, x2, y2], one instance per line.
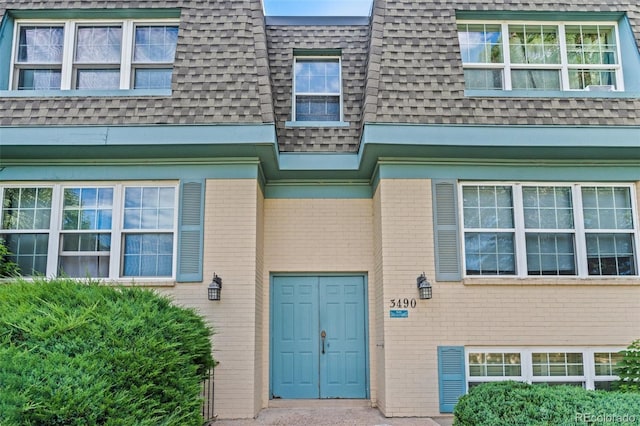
[438, 346, 466, 413]
[0, 13, 15, 89]
[432, 180, 461, 281]
[177, 179, 204, 282]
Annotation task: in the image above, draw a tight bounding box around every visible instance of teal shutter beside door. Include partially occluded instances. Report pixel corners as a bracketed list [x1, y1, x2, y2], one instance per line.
[432, 180, 462, 281]
[177, 180, 204, 282]
[437, 346, 466, 413]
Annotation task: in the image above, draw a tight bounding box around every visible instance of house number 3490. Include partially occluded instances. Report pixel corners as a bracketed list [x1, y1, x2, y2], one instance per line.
[389, 298, 417, 309]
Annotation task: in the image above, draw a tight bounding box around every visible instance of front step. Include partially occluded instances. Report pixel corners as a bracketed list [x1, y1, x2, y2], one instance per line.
[268, 399, 373, 408]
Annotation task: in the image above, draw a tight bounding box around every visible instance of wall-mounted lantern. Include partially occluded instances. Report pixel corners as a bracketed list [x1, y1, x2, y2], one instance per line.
[417, 272, 432, 300]
[207, 273, 222, 301]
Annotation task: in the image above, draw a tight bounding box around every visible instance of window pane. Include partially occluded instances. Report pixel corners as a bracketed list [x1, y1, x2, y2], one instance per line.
[294, 59, 340, 94]
[463, 69, 503, 90]
[582, 187, 633, 230]
[122, 233, 173, 277]
[124, 186, 175, 230]
[568, 70, 616, 90]
[465, 232, 515, 275]
[523, 186, 573, 229]
[17, 26, 64, 63]
[508, 25, 559, 64]
[295, 95, 340, 121]
[565, 25, 617, 65]
[75, 26, 122, 63]
[586, 234, 635, 276]
[511, 70, 560, 90]
[463, 185, 513, 228]
[134, 26, 178, 63]
[61, 233, 110, 252]
[134, 69, 173, 89]
[2, 188, 52, 230]
[526, 233, 576, 275]
[18, 69, 62, 90]
[1, 233, 48, 276]
[457, 24, 502, 63]
[63, 188, 113, 230]
[59, 256, 109, 278]
[468, 352, 521, 378]
[76, 69, 121, 90]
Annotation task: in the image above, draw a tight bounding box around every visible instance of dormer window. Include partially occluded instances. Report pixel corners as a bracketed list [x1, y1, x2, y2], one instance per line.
[12, 19, 179, 91]
[293, 56, 342, 121]
[457, 21, 623, 91]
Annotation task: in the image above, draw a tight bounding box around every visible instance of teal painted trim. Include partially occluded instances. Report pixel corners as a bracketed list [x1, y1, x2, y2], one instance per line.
[8, 8, 181, 20]
[0, 89, 171, 97]
[456, 10, 624, 21]
[293, 48, 342, 56]
[362, 123, 640, 148]
[279, 152, 360, 171]
[0, 124, 277, 146]
[176, 179, 204, 282]
[285, 121, 350, 128]
[0, 13, 14, 90]
[377, 162, 640, 181]
[437, 346, 466, 413]
[620, 16, 640, 92]
[265, 182, 371, 199]
[0, 163, 261, 181]
[464, 89, 640, 98]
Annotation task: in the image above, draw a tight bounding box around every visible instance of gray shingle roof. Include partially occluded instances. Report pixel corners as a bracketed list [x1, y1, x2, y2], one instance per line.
[0, 0, 274, 126]
[364, 0, 640, 129]
[265, 24, 370, 152]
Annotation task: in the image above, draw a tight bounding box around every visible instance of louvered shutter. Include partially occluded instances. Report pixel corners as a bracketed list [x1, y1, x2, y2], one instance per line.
[176, 180, 204, 282]
[438, 346, 466, 413]
[432, 180, 462, 281]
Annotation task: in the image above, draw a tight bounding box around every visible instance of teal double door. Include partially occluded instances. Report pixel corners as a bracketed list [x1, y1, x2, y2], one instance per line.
[271, 276, 368, 399]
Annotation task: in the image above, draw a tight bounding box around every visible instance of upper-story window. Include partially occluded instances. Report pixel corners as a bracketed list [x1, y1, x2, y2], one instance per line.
[457, 21, 623, 91]
[460, 183, 638, 277]
[12, 20, 179, 90]
[293, 56, 342, 121]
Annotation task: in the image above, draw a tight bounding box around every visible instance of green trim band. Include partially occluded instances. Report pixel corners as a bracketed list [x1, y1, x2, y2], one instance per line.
[0, 89, 171, 98]
[455, 10, 624, 21]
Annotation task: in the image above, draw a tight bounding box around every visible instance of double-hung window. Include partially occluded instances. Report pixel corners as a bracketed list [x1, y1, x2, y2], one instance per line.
[467, 348, 623, 390]
[457, 21, 623, 91]
[12, 19, 178, 90]
[1, 183, 177, 279]
[293, 56, 342, 122]
[461, 183, 638, 277]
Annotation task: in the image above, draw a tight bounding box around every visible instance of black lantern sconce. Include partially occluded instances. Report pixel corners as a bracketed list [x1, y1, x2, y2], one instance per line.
[417, 272, 432, 300]
[207, 273, 222, 301]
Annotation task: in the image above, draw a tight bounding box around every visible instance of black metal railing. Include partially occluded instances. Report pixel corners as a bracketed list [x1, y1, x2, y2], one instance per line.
[201, 367, 215, 424]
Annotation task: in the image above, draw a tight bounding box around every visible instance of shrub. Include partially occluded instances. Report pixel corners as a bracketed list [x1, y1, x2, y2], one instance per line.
[616, 339, 640, 393]
[0, 278, 214, 426]
[0, 239, 20, 277]
[454, 381, 640, 426]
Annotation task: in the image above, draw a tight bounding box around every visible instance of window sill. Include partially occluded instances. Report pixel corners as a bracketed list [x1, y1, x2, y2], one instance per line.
[285, 121, 350, 128]
[462, 276, 640, 286]
[464, 89, 640, 98]
[0, 89, 172, 98]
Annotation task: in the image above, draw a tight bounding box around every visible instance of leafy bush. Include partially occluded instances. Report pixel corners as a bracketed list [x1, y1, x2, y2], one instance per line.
[454, 381, 640, 426]
[0, 278, 214, 426]
[0, 239, 20, 277]
[617, 339, 640, 392]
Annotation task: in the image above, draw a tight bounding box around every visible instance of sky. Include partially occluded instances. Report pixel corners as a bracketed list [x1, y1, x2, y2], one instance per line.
[262, 0, 373, 16]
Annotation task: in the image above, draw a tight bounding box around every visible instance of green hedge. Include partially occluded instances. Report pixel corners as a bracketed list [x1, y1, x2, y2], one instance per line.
[0, 278, 214, 426]
[454, 381, 640, 426]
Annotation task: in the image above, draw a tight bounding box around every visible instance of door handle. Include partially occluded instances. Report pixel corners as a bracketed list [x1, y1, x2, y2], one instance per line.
[321, 330, 326, 354]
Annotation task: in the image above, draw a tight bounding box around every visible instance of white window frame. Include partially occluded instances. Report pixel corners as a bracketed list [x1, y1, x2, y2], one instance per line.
[457, 20, 625, 91]
[0, 182, 178, 281]
[466, 347, 625, 391]
[292, 55, 344, 122]
[459, 182, 640, 278]
[10, 18, 179, 91]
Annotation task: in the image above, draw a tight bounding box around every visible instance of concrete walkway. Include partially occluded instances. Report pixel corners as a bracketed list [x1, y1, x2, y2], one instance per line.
[212, 401, 454, 426]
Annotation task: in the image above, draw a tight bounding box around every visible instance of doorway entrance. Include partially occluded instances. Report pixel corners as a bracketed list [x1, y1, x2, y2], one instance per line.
[271, 275, 368, 399]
